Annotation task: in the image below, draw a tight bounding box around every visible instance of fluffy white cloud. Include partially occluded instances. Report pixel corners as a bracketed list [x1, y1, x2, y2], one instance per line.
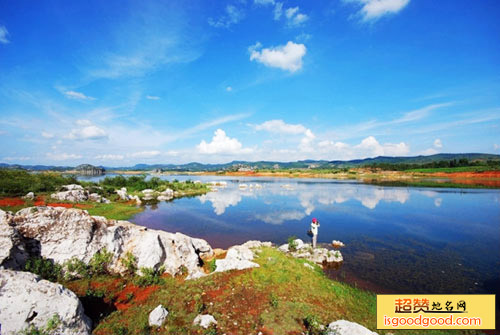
[249, 41, 306, 73]
[66, 120, 108, 140]
[146, 95, 160, 100]
[197, 129, 251, 155]
[254, 119, 308, 135]
[356, 136, 409, 156]
[434, 138, 442, 148]
[208, 5, 244, 28]
[95, 154, 125, 160]
[64, 90, 96, 101]
[226, 86, 233, 92]
[347, 0, 410, 21]
[0, 25, 9, 44]
[46, 153, 83, 161]
[285, 7, 308, 26]
[41, 131, 54, 139]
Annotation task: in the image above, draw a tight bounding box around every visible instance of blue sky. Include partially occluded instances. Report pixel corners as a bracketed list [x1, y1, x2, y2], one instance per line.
[0, 0, 499, 166]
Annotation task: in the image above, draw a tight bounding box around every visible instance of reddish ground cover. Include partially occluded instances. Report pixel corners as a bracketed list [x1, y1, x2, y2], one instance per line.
[46, 203, 73, 208]
[0, 197, 25, 206]
[115, 284, 159, 311]
[432, 171, 500, 178]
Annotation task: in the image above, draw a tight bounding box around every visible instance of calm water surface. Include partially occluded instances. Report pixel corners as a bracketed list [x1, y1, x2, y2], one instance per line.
[80, 174, 500, 296]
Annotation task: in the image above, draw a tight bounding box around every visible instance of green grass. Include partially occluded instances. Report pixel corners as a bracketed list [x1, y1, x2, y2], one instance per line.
[85, 202, 143, 220]
[68, 247, 483, 335]
[407, 166, 499, 173]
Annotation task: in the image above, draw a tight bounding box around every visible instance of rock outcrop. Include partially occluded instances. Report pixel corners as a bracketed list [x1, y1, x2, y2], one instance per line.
[278, 239, 343, 264]
[75, 164, 105, 176]
[148, 305, 168, 327]
[0, 269, 92, 335]
[326, 320, 378, 335]
[215, 245, 260, 272]
[0, 207, 212, 278]
[51, 184, 110, 203]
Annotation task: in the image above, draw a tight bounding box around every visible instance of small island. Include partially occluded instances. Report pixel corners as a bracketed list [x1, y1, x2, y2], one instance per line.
[75, 164, 105, 176]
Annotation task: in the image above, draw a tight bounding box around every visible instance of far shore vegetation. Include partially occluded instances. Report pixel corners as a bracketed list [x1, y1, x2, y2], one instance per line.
[0, 170, 209, 219]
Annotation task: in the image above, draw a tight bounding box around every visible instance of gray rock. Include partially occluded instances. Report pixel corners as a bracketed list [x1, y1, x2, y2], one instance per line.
[116, 187, 130, 201]
[215, 245, 259, 272]
[156, 195, 172, 201]
[3, 207, 212, 279]
[0, 269, 92, 335]
[23, 192, 35, 200]
[193, 314, 217, 328]
[62, 184, 84, 191]
[0, 210, 28, 269]
[148, 304, 168, 327]
[51, 189, 88, 202]
[326, 320, 378, 335]
[241, 240, 272, 249]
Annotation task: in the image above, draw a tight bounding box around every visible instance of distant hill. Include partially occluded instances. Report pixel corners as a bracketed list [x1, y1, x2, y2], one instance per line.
[1, 153, 499, 172]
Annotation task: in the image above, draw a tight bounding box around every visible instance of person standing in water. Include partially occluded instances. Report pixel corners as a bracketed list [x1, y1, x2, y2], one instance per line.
[310, 218, 320, 248]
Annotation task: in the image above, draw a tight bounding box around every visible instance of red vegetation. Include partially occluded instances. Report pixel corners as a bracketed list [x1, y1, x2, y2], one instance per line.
[0, 197, 25, 206]
[115, 284, 159, 311]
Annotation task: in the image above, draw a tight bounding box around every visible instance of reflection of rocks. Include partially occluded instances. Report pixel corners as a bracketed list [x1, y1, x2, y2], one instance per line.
[0, 207, 212, 279]
[326, 320, 378, 335]
[0, 269, 92, 335]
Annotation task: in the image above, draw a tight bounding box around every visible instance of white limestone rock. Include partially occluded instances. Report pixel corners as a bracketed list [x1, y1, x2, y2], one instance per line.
[193, 314, 217, 329]
[23, 192, 35, 200]
[148, 304, 168, 327]
[0, 269, 92, 335]
[215, 245, 259, 272]
[326, 320, 378, 335]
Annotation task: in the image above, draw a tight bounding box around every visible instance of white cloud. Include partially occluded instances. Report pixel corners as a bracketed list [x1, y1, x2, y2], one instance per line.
[433, 138, 442, 148]
[356, 136, 409, 156]
[3, 156, 31, 161]
[146, 95, 160, 100]
[347, 0, 410, 21]
[226, 86, 233, 92]
[420, 148, 438, 156]
[494, 144, 499, 151]
[66, 120, 108, 140]
[128, 151, 161, 158]
[208, 5, 244, 28]
[0, 25, 9, 44]
[197, 129, 251, 155]
[249, 41, 306, 73]
[285, 7, 299, 18]
[254, 119, 308, 135]
[273, 2, 283, 20]
[284, 7, 309, 27]
[64, 90, 96, 101]
[41, 131, 54, 139]
[46, 153, 83, 161]
[95, 154, 125, 160]
[254, 0, 275, 5]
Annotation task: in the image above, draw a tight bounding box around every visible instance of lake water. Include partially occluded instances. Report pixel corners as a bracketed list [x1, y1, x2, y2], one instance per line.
[80, 174, 500, 296]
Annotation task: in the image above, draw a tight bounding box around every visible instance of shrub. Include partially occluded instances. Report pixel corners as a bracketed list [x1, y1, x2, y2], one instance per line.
[287, 236, 298, 252]
[89, 248, 113, 275]
[134, 266, 165, 287]
[269, 293, 279, 308]
[21, 313, 61, 335]
[120, 252, 137, 275]
[0, 169, 78, 197]
[63, 257, 89, 279]
[304, 314, 326, 335]
[25, 257, 63, 282]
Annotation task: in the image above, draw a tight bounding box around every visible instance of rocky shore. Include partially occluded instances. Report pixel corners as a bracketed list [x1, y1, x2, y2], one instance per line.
[0, 206, 380, 335]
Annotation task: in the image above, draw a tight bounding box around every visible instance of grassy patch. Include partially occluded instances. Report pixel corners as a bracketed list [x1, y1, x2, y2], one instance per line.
[67, 247, 482, 335]
[85, 202, 143, 220]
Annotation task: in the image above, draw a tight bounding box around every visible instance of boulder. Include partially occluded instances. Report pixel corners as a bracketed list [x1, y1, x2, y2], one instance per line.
[63, 184, 84, 191]
[116, 187, 130, 201]
[331, 240, 345, 248]
[0, 269, 92, 335]
[1, 206, 212, 279]
[278, 239, 343, 265]
[241, 240, 272, 249]
[23, 192, 35, 200]
[193, 314, 217, 329]
[0, 210, 28, 269]
[157, 195, 172, 201]
[215, 245, 259, 272]
[326, 320, 378, 335]
[51, 189, 88, 202]
[148, 304, 168, 327]
[131, 195, 142, 205]
[161, 188, 174, 196]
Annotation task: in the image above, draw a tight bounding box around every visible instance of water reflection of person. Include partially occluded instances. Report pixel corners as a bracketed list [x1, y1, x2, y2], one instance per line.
[310, 218, 320, 248]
